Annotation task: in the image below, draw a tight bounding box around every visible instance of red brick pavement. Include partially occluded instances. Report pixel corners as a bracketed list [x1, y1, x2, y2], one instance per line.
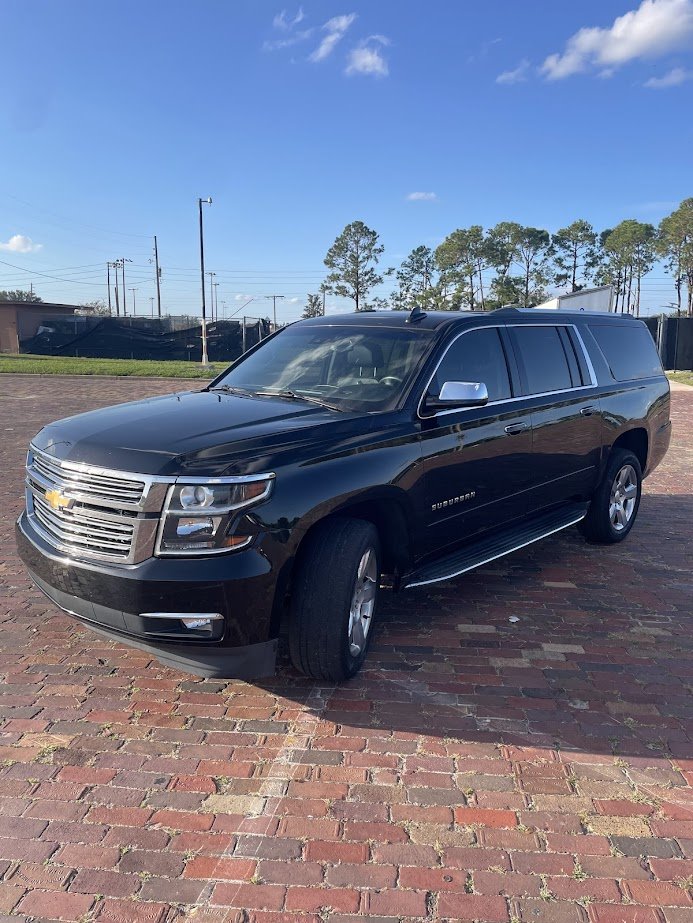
[0, 374, 691, 923]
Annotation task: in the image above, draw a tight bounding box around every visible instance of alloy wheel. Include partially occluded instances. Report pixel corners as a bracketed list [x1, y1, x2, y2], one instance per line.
[609, 464, 638, 532]
[347, 547, 377, 656]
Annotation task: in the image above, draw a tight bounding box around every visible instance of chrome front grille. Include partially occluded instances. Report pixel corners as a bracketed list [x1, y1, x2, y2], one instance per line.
[32, 490, 135, 558]
[25, 447, 169, 564]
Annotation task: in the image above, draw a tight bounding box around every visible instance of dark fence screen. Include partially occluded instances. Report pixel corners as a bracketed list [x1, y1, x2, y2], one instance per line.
[643, 316, 693, 371]
[20, 316, 270, 362]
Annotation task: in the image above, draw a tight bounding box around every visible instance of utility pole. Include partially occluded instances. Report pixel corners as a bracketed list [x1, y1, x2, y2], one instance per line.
[213, 282, 219, 322]
[206, 271, 217, 323]
[153, 236, 162, 318]
[322, 290, 326, 315]
[106, 262, 112, 315]
[198, 197, 213, 366]
[130, 288, 138, 315]
[119, 258, 132, 315]
[112, 262, 120, 316]
[242, 316, 247, 353]
[265, 294, 285, 331]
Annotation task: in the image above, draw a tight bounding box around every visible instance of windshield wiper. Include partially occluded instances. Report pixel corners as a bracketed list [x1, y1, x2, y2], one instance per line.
[208, 385, 255, 397]
[254, 389, 343, 412]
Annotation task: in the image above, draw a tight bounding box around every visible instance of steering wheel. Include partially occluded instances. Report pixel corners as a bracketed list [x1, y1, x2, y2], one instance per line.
[379, 376, 403, 387]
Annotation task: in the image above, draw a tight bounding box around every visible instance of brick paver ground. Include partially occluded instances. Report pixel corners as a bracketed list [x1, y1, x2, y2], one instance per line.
[1, 373, 691, 923]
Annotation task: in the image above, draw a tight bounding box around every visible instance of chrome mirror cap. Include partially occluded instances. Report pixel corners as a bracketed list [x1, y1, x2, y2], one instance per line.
[438, 381, 489, 407]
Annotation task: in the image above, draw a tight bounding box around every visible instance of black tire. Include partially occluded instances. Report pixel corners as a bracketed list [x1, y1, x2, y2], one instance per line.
[289, 518, 381, 681]
[579, 449, 642, 544]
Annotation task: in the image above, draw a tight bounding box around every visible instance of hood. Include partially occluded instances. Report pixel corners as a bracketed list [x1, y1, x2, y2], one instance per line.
[31, 389, 362, 477]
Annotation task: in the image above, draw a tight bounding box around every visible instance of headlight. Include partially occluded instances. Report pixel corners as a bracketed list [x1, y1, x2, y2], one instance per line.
[156, 475, 274, 556]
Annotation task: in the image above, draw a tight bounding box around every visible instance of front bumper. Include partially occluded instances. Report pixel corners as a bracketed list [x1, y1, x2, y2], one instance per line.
[16, 512, 286, 679]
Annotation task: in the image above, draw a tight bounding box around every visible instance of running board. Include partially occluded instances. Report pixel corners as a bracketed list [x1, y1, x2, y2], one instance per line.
[403, 503, 588, 589]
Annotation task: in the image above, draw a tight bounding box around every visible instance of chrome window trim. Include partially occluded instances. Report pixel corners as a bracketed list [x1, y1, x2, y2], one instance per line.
[417, 322, 597, 421]
[571, 325, 598, 387]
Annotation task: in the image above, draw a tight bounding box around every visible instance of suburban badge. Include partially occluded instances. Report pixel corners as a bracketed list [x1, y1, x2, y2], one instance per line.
[432, 491, 476, 512]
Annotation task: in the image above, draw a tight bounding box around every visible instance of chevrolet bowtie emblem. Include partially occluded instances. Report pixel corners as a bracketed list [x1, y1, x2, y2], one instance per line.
[45, 489, 73, 511]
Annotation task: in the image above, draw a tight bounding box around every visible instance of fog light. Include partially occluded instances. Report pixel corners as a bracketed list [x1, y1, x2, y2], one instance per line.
[181, 616, 216, 631]
[140, 612, 224, 635]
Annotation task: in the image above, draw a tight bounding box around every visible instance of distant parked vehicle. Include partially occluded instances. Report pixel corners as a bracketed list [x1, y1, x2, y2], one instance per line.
[17, 307, 671, 681]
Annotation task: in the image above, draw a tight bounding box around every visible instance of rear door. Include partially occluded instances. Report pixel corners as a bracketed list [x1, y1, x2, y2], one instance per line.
[507, 323, 603, 511]
[419, 325, 535, 554]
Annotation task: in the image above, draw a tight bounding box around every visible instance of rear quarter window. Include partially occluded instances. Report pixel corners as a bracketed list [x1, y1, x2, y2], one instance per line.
[588, 324, 663, 381]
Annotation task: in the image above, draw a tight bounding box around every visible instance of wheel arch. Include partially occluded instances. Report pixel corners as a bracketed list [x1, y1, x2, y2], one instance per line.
[300, 489, 415, 576]
[610, 427, 648, 472]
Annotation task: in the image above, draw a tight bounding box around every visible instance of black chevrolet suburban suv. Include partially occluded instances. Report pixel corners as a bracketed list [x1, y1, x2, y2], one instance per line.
[16, 308, 671, 681]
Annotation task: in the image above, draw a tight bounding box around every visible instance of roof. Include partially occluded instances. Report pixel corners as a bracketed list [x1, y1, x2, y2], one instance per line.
[301, 310, 463, 330]
[299, 307, 640, 330]
[0, 301, 79, 313]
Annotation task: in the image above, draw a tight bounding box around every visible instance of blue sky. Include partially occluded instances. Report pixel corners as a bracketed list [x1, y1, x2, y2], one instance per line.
[1, 0, 692, 321]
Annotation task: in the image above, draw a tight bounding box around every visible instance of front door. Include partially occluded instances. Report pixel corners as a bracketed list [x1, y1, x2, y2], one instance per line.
[419, 326, 535, 556]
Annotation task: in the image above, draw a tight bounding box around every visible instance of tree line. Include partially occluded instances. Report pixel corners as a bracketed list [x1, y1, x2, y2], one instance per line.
[306, 197, 693, 318]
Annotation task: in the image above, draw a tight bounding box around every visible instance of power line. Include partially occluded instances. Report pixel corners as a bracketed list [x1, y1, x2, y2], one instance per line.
[0, 191, 152, 239]
[0, 258, 111, 285]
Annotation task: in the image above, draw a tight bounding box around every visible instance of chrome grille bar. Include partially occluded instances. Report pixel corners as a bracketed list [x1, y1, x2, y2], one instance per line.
[32, 451, 145, 507]
[26, 446, 170, 564]
[32, 495, 134, 556]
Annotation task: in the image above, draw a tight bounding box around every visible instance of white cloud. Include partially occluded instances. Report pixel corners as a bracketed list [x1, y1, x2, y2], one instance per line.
[273, 7, 304, 31]
[542, 0, 693, 80]
[406, 192, 437, 202]
[644, 64, 692, 85]
[264, 7, 313, 51]
[264, 29, 312, 51]
[345, 35, 390, 77]
[309, 13, 357, 63]
[467, 36, 503, 65]
[496, 59, 531, 84]
[0, 234, 43, 253]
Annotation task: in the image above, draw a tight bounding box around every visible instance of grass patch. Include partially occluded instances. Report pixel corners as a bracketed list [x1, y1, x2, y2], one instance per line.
[667, 371, 693, 387]
[0, 353, 225, 379]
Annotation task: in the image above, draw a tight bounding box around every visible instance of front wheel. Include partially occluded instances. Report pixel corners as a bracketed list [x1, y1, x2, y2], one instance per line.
[579, 449, 642, 544]
[289, 518, 381, 681]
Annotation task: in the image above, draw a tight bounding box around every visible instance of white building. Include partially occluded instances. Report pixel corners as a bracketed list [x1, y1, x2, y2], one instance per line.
[535, 285, 614, 313]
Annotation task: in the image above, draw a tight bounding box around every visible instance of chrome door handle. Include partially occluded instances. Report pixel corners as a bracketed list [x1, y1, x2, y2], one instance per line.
[580, 406, 597, 416]
[504, 422, 529, 435]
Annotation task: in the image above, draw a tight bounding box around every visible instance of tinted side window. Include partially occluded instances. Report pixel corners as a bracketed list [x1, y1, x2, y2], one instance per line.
[429, 328, 511, 403]
[513, 326, 573, 394]
[588, 324, 663, 381]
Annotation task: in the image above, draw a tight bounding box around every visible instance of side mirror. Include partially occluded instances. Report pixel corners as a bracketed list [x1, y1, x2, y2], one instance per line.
[428, 380, 489, 410]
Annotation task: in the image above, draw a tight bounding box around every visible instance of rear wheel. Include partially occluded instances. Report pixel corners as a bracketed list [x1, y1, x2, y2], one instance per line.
[580, 449, 642, 544]
[289, 518, 381, 681]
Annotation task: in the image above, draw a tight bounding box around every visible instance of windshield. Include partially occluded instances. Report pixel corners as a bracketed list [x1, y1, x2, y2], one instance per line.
[211, 324, 433, 413]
